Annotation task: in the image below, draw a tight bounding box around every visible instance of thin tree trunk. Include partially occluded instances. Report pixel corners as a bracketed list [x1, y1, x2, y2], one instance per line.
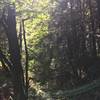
[88, 0, 97, 57]
[22, 20, 29, 100]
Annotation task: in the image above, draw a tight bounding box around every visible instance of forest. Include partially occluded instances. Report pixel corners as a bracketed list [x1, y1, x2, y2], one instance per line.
[0, 0, 100, 100]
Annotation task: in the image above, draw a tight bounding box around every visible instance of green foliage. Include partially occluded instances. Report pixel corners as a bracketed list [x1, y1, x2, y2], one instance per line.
[1, 0, 100, 99]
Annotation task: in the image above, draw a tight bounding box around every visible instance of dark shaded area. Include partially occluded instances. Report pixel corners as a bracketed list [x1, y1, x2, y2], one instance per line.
[0, 0, 100, 100]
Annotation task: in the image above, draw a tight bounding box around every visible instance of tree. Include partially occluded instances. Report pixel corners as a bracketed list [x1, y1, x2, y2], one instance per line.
[1, 5, 26, 100]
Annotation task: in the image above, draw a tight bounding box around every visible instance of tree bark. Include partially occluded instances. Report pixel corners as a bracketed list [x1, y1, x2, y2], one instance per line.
[5, 5, 26, 100]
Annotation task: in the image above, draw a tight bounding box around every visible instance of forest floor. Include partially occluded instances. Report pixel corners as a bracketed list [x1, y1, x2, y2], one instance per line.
[0, 68, 100, 100]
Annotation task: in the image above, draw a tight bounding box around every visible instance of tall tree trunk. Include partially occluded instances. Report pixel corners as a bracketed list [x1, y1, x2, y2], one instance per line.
[89, 0, 97, 57]
[22, 20, 29, 100]
[5, 5, 26, 100]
